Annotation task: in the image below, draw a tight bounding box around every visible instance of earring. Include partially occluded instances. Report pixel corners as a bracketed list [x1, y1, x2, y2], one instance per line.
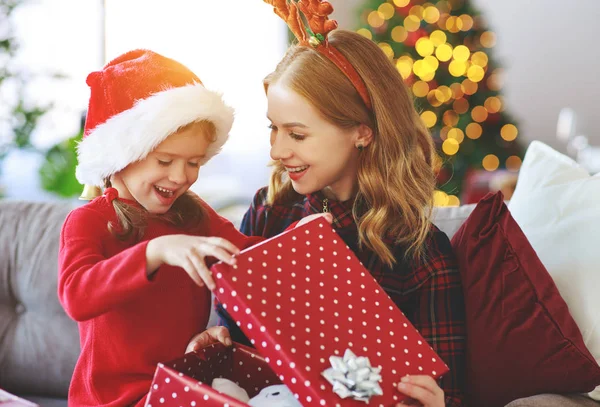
[356, 144, 364, 152]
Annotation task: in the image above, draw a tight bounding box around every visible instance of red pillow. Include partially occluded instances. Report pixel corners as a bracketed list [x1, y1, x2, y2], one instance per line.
[451, 192, 600, 407]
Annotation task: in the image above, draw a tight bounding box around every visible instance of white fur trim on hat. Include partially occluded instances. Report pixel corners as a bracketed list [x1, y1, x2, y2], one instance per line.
[75, 83, 233, 186]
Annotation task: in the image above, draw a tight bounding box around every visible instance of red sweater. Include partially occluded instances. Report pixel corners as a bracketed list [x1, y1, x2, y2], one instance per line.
[58, 193, 261, 407]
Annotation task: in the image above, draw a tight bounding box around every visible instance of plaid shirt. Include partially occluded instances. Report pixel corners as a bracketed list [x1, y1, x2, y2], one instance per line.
[218, 187, 466, 406]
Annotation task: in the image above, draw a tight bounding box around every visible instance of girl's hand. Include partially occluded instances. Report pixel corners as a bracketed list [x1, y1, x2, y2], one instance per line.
[146, 235, 240, 290]
[296, 212, 333, 227]
[185, 326, 232, 353]
[396, 375, 445, 407]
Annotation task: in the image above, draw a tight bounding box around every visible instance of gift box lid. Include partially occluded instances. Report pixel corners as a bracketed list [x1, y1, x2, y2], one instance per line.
[211, 218, 449, 407]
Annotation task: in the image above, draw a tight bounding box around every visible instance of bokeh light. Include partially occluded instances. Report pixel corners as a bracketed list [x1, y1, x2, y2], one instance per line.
[471, 106, 489, 122]
[391, 26, 408, 42]
[379, 42, 395, 59]
[466, 122, 483, 139]
[433, 190, 449, 206]
[356, 28, 373, 40]
[404, 15, 421, 32]
[423, 6, 441, 24]
[506, 155, 522, 171]
[430, 30, 447, 46]
[480, 31, 497, 47]
[412, 80, 430, 97]
[396, 56, 414, 79]
[378, 3, 396, 20]
[368, 11, 385, 28]
[436, 43, 453, 61]
[482, 154, 500, 171]
[393, 0, 410, 6]
[448, 128, 465, 143]
[471, 51, 489, 67]
[421, 110, 437, 128]
[500, 124, 518, 141]
[484, 96, 502, 113]
[442, 138, 460, 155]
[467, 65, 485, 82]
[453, 45, 470, 62]
[416, 38, 435, 57]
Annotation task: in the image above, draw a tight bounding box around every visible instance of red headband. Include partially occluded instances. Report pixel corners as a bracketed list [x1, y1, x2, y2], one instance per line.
[264, 0, 373, 111]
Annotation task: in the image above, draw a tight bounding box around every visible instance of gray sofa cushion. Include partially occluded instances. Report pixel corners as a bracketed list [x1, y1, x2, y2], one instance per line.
[506, 394, 600, 406]
[0, 200, 79, 397]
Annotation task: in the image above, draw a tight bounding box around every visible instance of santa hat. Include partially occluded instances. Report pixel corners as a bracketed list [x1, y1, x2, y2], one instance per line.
[76, 49, 233, 187]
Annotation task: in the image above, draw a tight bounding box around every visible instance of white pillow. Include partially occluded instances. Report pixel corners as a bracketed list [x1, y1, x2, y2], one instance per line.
[508, 141, 600, 399]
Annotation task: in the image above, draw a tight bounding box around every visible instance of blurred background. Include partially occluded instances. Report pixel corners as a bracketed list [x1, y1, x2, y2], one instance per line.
[1, 0, 599, 211]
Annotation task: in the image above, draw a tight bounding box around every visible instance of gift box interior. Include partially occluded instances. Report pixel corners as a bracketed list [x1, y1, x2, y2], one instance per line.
[147, 342, 282, 407]
[148, 218, 450, 407]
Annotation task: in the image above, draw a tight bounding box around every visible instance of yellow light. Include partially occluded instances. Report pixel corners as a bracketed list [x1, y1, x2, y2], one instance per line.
[459, 14, 474, 31]
[443, 110, 459, 127]
[356, 28, 373, 40]
[378, 3, 396, 20]
[427, 90, 443, 107]
[442, 138, 460, 155]
[471, 106, 489, 122]
[471, 51, 489, 67]
[467, 65, 485, 82]
[391, 26, 408, 42]
[506, 155, 522, 171]
[412, 81, 430, 97]
[449, 60, 467, 77]
[421, 71, 436, 82]
[450, 83, 464, 99]
[379, 42, 395, 59]
[368, 11, 385, 28]
[423, 6, 441, 23]
[420, 110, 438, 128]
[462, 78, 478, 95]
[500, 124, 518, 141]
[482, 154, 500, 171]
[466, 122, 483, 139]
[416, 38, 435, 57]
[423, 55, 440, 72]
[409, 5, 425, 19]
[446, 16, 463, 33]
[448, 128, 465, 143]
[396, 56, 414, 79]
[447, 195, 461, 206]
[393, 0, 410, 6]
[484, 96, 502, 113]
[453, 45, 470, 62]
[453, 98, 469, 114]
[433, 190, 450, 207]
[438, 85, 452, 102]
[436, 43, 453, 61]
[480, 31, 497, 48]
[404, 15, 422, 32]
[430, 30, 447, 47]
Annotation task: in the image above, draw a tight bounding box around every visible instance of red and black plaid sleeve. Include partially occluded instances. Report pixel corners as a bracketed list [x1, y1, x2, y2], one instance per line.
[379, 228, 466, 407]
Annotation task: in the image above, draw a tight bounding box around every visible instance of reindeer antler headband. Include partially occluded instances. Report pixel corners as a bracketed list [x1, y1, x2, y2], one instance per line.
[264, 0, 373, 110]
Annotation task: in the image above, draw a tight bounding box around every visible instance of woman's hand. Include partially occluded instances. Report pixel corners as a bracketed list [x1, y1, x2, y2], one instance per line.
[296, 212, 333, 227]
[146, 235, 240, 290]
[395, 375, 445, 407]
[185, 326, 232, 354]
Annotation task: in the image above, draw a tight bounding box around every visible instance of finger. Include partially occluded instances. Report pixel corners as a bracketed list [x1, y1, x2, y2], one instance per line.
[400, 375, 443, 397]
[202, 237, 241, 257]
[207, 326, 232, 347]
[185, 332, 208, 353]
[181, 259, 205, 287]
[397, 380, 436, 406]
[188, 252, 216, 290]
[199, 243, 238, 266]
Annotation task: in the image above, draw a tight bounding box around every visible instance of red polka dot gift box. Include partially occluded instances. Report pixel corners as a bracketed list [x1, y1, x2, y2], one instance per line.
[147, 218, 449, 406]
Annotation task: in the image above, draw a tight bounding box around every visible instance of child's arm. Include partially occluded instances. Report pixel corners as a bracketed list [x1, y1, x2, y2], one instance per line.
[58, 207, 154, 321]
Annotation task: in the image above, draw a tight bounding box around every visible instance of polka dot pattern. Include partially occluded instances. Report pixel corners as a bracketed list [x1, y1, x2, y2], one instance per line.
[209, 219, 449, 405]
[146, 343, 281, 406]
[150, 218, 449, 406]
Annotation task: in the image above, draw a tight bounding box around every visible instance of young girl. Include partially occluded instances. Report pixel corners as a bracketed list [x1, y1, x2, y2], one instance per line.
[217, 2, 466, 406]
[59, 49, 327, 407]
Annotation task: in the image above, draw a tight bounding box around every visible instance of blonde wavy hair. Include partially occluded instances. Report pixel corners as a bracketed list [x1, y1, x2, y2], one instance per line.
[264, 30, 436, 266]
[105, 120, 216, 242]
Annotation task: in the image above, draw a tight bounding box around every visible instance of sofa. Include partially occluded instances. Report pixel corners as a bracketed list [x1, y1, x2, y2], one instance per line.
[0, 197, 597, 407]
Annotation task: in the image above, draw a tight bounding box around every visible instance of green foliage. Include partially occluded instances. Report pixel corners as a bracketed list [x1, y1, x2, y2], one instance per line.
[39, 131, 82, 198]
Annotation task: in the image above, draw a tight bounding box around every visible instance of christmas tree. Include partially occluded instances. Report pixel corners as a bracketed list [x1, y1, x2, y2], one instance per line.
[355, 0, 523, 205]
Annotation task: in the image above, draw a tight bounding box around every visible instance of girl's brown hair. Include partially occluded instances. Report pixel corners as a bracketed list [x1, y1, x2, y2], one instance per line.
[264, 30, 436, 266]
[106, 120, 217, 241]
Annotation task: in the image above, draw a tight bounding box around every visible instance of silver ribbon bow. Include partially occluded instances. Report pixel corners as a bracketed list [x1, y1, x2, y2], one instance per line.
[321, 349, 383, 403]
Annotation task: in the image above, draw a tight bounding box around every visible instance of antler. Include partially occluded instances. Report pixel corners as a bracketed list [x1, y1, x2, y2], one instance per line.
[263, 0, 308, 44]
[298, 0, 338, 38]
